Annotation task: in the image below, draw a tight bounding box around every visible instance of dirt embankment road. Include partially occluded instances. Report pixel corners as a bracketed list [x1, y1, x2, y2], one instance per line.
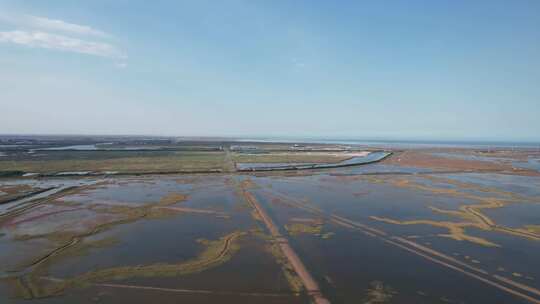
[223, 146, 236, 173]
[241, 188, 330, 304]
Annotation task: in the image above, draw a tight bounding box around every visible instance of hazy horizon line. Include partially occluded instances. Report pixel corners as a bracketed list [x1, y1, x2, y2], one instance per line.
[1, 132, 539, 145]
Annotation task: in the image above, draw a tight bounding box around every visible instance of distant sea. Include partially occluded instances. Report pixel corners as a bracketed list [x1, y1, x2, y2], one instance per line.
[236, 138, 540, 150]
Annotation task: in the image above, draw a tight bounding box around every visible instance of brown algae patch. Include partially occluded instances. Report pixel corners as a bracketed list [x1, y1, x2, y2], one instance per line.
[15, 231, 245, 298]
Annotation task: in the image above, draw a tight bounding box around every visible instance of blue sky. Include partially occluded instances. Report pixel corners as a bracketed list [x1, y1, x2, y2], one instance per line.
[1, 1, 539, 141]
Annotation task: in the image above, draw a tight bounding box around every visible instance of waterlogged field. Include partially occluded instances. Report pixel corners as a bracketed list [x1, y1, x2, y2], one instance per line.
[248, 170, 540, 303]
[1, 149, 539, 304]
[0, 176, 306, 304]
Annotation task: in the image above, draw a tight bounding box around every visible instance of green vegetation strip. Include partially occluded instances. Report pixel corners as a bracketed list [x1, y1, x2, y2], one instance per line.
[0, 151, 226, 174]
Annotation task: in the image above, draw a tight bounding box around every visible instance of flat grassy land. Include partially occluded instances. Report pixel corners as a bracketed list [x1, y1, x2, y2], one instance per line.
[232, 152, 350, 164]
[0, 151, 226, 173]
[0, 150, 356, 174]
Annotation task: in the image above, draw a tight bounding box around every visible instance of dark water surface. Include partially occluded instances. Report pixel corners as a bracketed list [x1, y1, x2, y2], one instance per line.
[1, 163, 540, 303]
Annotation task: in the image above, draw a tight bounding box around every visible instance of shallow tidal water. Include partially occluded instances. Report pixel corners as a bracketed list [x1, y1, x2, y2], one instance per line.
[1, 162, 540, 303]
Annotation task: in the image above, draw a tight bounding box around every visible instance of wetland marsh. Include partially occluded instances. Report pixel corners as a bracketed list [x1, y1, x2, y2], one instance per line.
[1, 138, 539, 303]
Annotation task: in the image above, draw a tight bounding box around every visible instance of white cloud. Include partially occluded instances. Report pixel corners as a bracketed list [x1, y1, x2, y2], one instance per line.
[25, 15, 110, 38]
[0, 30, 126, 58]
[0, 13, 125, 62]
[0, 13, 109, 38]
